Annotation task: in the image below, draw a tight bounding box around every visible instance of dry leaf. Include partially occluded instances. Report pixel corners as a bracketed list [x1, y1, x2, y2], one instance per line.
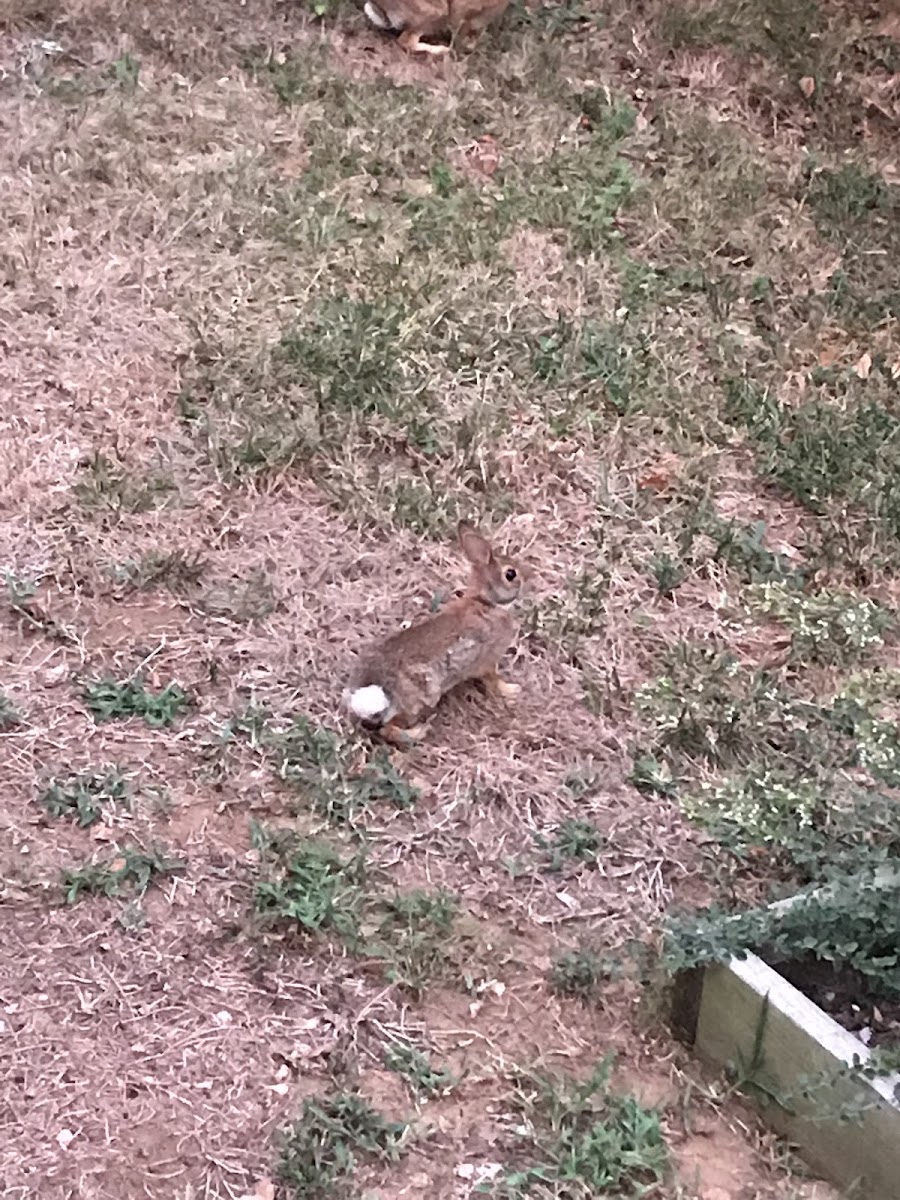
[809, 254, 842, 293]
[91, 824, 116, 842]
[477, 979, 506, 999]
[817, 343, 843, 367]
[638, 467, 671, 492]
[854, 351, 872, 380]
[464, 134, 500, 178]
[799, 76, 816, 98]
[638, 454, 682, 493]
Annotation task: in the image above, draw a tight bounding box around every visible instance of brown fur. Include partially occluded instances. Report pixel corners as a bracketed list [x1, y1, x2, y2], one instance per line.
[365, 0, 510, 54]
[346, 522, 523, 744]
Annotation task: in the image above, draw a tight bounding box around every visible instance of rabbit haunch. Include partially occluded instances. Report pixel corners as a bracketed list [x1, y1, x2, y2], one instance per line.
[343, 522, 523, 746]
[363, 0, 511, 55]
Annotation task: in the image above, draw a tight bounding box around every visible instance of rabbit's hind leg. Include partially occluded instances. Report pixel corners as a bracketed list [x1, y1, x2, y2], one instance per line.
[480, 668, 520, 702]
[381, 716, 430, 746]
[398, 28, 451, 54]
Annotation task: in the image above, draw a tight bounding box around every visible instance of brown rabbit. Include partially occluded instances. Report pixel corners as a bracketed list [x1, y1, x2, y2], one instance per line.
[343, 521, 523, 745]
[363, 0, 510, 55]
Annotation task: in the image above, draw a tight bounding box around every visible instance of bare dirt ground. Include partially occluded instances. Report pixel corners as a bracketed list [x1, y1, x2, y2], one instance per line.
[2, 0, 898, 1196]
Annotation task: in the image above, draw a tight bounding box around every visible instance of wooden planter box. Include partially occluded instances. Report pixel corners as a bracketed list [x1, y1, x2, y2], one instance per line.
[671, 878, 900, 1200]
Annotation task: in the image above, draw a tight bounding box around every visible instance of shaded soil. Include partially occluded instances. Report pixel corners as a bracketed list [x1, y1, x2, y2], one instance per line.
[772, 954, 900, 1051]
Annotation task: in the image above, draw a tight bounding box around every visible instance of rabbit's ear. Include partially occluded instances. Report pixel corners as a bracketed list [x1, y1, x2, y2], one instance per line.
[458, 521, 493, 568]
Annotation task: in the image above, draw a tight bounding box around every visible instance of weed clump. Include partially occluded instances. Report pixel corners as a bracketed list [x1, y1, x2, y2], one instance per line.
[82, 678, 190, 727]
[488, 1059, 667, 1196]
[62, 845, 184, 904]
[40, 767, 129, 827]
[277, 1092, 407, 1199]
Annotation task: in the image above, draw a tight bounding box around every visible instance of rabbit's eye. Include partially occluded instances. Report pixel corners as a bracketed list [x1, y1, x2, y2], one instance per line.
[505, 568, 517, 582]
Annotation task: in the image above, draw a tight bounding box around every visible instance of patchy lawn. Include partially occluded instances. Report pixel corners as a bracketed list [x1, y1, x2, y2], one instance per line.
[1, 0, 897, 1196]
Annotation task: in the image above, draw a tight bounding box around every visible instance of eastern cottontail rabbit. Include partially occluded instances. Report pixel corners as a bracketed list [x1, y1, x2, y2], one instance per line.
[343, 521, 523, 745]
[363, 0, 511, 55]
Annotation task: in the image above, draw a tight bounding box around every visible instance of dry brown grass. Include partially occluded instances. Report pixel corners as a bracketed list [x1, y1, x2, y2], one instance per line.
[3, 0, 896, 1196]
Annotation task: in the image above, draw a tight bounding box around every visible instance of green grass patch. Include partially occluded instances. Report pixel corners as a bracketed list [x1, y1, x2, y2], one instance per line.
[276, 296, 407, 423]
[628, 754, 677, 800]
[366, 887, 459, 995]
[252, 48, 638, 262]
[108, 549, 208, 593]
[227, 712, 419, 824]
[725, 373, 900, 566]
[680, 768, 823, 849]
[82, 677, 190, 727]
[37, 50, 142, 103]
[504, 149, 633, 257]
[181, 293, 518, 533]
[698, 509, 804, 586]
[807, 161, 897, 238]
[63, 844, 184, 904]
[525, 563, 610, 662]
[39, 767, 129, 827]
[747, 582, 893, 664]
[384, 1041, 457, 1098]
[486, 1059, 667, 1196]
[74, 450, 178, 515]
[536, 819, 606, 872]
[251, 824, 463, 992]
[519, 315, 653, 421]
[802, 162, 900, 326]
[549, 946, 612, 1002]
[0, 691, 22, 730]
[179, 55, 647, 533]
[635, 641, 900, 893]
[659, 0, 823, 73]
[277, 1091, 408, 1199]
[252, 829, 366, 939]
